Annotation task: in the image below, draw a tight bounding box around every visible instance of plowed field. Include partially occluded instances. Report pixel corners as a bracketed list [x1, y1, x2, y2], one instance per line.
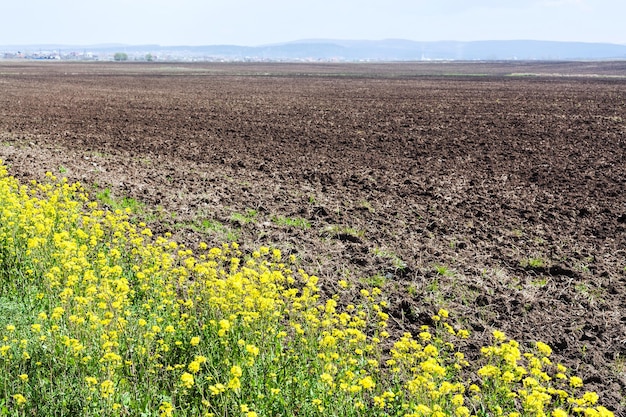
[1, 61, 626, 412]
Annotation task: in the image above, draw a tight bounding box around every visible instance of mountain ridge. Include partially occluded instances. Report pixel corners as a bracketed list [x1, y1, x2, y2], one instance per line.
[2, 39, 626, 61]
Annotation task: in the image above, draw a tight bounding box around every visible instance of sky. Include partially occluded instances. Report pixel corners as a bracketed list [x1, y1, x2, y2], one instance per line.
[0, 0, 624, 46]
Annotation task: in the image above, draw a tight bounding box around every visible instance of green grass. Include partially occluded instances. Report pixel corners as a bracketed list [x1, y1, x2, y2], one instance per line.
[174, 218, 239, 242]
[371, 248, 407, 271]
[230, 209, 258, 225]
[433, 264, 454, 277]
[271, 215, 311, 229]
[521, 257, 545, 269]
[95, 187, 144, 214]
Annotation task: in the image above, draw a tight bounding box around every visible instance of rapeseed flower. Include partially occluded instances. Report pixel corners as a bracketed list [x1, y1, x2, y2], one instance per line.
[180, 372, 194, 389]
[12, 394, 27, 406]
[100, 380, 115, 398]
[0, 162, 615, 417]
[159, 401, 174, 417]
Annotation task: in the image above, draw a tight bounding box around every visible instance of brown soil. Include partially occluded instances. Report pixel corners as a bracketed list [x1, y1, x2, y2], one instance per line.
[1, 61, 626, 413]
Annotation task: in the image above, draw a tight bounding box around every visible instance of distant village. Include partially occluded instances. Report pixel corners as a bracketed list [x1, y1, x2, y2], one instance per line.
[3, 50, 220, 62]
[3, 50, 98, 60]
[0, 48, 340, 63]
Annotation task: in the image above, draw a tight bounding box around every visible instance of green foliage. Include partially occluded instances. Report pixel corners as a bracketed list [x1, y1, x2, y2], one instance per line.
[174, 218, 239, 242]
[271, 215, 311, 229]
[433, 264, 454, 277]
[521, 257, 545, 269]
[95, 187, 144, 214]
[361, 273, 387, 288]
[372, 248, 407, 270]
[229, 209, 258, 225]
[113, 52, 128, 61]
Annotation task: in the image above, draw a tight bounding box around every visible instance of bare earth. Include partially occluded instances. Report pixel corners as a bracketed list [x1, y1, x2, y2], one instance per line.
[1, 61, 626, 412]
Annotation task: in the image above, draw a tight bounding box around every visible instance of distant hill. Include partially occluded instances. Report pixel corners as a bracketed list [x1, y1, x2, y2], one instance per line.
[2, 40, 626, 61]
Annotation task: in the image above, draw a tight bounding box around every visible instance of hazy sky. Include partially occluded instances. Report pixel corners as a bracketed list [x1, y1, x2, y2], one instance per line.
[0, 0, 624, 46]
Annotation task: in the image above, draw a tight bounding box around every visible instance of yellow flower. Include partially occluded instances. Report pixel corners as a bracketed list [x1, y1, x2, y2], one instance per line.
[469, 384, 481, 393]
[100, 380, 115, 398]
[12, 394, 27, 406]
[85, 377, 98, 386]
[209, 383, 226, 395]
[217, 319, 230, 337]
[373, 395, 386, 408]
[552, 409, 568, 417]
[246, 344, 260, 356]
[18, 374, 28, 382]
[320, 373, 333, 385]
[455, 406, 470, 417]
[159, 401, 174, 417]
[493, 330, 507, 342]
[502, 371, 516, 383]
[358, 376, 376, 390]
[457, 329, 470, 338]
[535, 341, 552, 357]
[419, 331, 432, 341]
[228, 376, 241, 390]
[230, 365, 243, 378]
[478, 365, 501, 378]
[570, 376, 584, 388]
[595, 406, 615, 417]
[181, 372, 194, 389]
[188, 360, 201, 374]
[582, 391, 600, 405]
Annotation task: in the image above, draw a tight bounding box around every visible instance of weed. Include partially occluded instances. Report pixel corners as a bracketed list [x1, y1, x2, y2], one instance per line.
[95, 187, 144, 214]
[531, 277, 548, 287]
[361, 273, 388, 288]
[271, 215, 311, 229]
[426, 277, 440, 292]
[406, 285, 418, 297]
[358, 200, 375, 213]
[372, 247, 407, 270]
[521, 257, 545, 269]
[230, 208, 258, 225]
[175, 218, 239, 242]
[433, 264, 454, 277]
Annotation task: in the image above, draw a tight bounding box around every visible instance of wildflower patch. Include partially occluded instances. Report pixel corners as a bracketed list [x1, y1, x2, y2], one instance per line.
[0, 162, 614, 416]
